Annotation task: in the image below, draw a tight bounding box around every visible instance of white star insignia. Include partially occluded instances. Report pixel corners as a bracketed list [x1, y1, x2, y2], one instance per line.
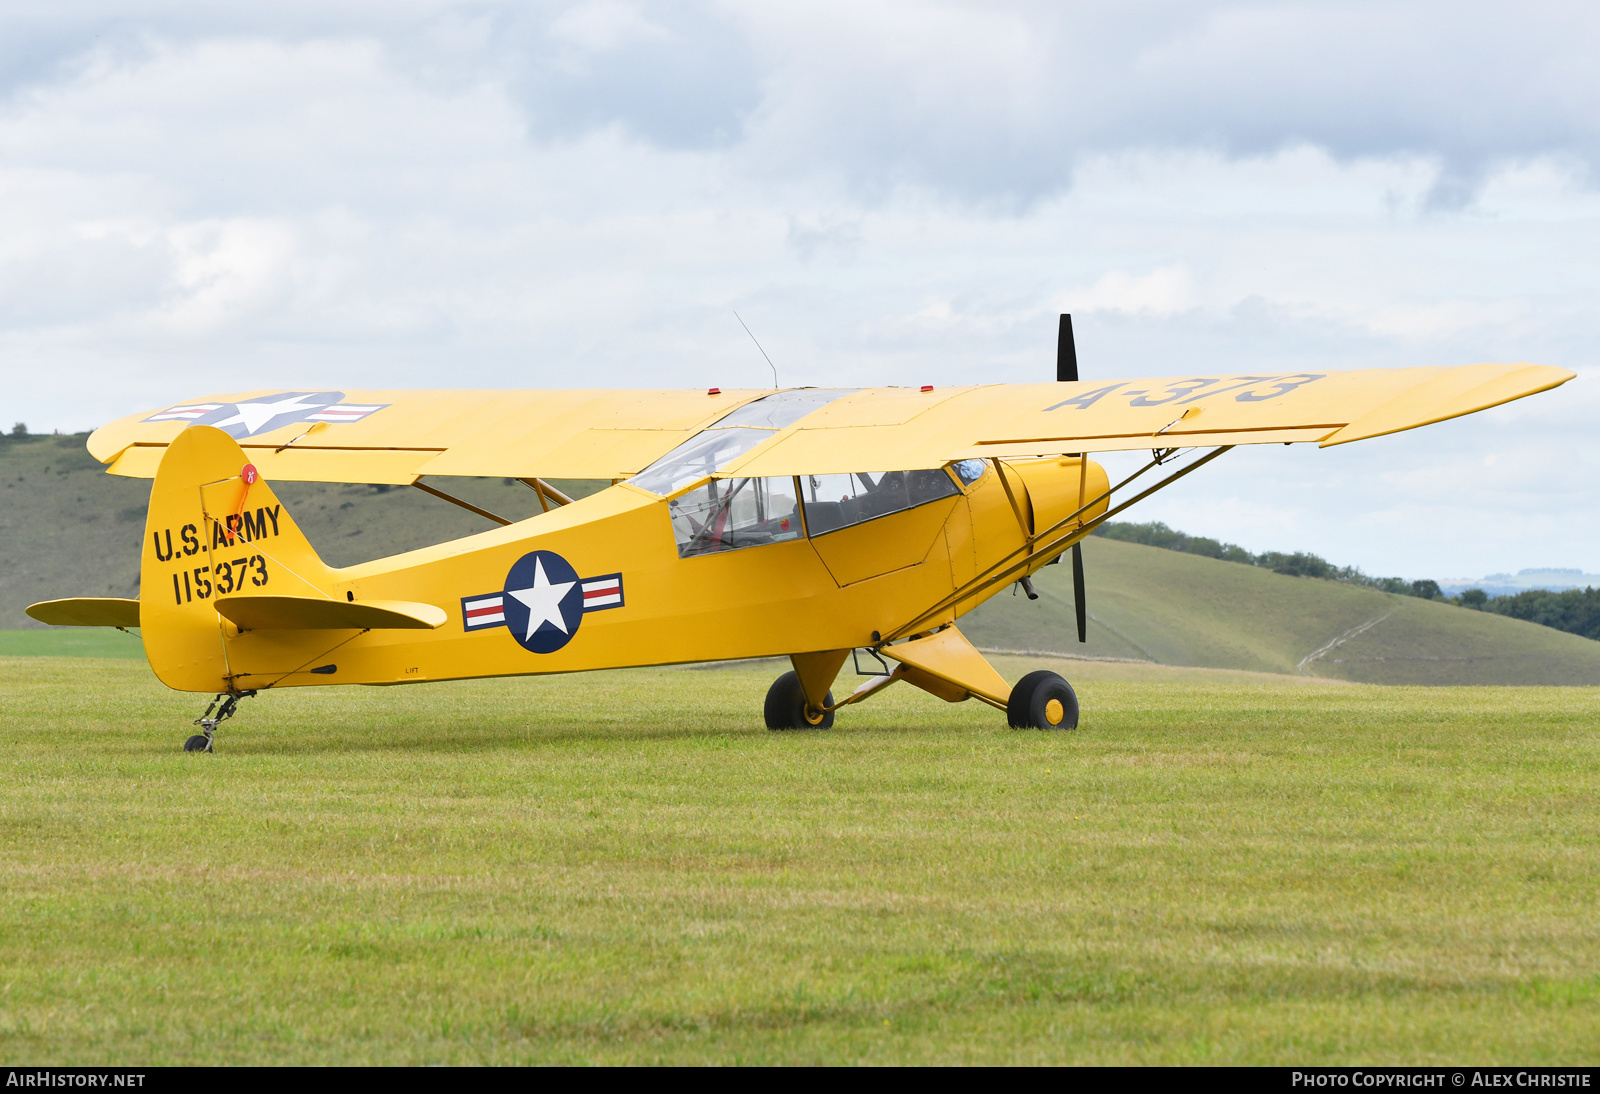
[507, 558, 577, 641]
[210, 394, 329, 436]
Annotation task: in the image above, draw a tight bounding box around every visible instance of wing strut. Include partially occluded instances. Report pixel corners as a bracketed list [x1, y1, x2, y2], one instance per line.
[885, 444, 1233, 643]
[412, 480, 513, 526]
[518, 477, 573, 512]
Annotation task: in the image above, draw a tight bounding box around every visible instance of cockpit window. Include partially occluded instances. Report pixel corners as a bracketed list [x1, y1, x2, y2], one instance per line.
[952, 459, 987, 486]
[629, 389, 859, 497]
[800, 469, 959, 536]
[670, 477, 802, 557]
[629, 427, 771, 497]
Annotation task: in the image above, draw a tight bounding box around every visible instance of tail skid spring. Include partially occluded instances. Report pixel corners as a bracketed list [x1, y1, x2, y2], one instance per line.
[184, 690, 257, 753]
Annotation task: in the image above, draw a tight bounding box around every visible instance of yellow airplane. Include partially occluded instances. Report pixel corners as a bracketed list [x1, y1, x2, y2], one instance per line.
[25, 318, 1574, 750]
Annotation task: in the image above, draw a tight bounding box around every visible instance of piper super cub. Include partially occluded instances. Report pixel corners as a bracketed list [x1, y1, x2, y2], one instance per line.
[26, 317, 1573, 750]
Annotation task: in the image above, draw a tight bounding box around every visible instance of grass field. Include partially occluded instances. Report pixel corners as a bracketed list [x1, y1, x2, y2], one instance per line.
[0, 629, 145, 659]
[2, 655, 1596, 1064]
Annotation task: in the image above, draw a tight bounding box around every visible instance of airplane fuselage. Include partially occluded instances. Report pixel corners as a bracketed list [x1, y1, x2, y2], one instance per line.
[137, 424, 1106, 695]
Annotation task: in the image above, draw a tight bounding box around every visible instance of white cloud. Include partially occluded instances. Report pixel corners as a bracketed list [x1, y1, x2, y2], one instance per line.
[1060, 267, 1195, 317]
[6, 3, 1600, 201]
[546, 2, 670, 53]
[155, 219, 301, 335]
[0, 2, 1597, 578]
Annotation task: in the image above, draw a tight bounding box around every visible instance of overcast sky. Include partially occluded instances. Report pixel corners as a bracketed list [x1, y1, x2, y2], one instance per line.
[2, 1, 1597, 579]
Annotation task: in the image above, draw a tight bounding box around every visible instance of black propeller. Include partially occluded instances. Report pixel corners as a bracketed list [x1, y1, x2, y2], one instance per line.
[1071, 535, 1087, 644]
[1057, 313, 1087, 643]
[1057, 313, 1078, 382]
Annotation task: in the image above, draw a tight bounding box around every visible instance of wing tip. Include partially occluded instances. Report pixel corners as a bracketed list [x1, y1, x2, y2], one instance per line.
[1319, 364, 1576, 448]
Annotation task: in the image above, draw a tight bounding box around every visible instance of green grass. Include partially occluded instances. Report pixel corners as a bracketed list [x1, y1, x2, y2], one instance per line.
[2, 655, 1597, 1064]
[0, 628, 145, 659]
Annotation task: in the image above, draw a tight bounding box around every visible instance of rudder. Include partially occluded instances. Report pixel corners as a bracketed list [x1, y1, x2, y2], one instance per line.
[142, 426, 333, 692]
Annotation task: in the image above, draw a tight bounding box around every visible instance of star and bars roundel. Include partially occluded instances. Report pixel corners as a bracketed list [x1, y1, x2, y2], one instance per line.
[460, 550, 624, 654]
[143, 391, 389, 439]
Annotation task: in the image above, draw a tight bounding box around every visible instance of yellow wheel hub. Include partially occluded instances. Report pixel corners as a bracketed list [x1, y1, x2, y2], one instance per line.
[1044, 698, 1065, 726]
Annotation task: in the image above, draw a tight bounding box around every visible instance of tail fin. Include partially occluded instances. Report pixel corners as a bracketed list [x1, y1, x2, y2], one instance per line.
[142, 425, 332, 692]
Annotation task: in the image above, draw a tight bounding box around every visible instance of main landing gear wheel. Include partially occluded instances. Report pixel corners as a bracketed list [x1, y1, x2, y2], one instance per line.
[764, 670, 835, 730]
[183, 734, 212, 753]
[1007, 670, 1079, 730]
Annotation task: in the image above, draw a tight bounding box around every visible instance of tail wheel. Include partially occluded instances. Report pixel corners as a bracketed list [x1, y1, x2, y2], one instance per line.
[764, 670, 835, 731]
[1007, 670, 1079, 730]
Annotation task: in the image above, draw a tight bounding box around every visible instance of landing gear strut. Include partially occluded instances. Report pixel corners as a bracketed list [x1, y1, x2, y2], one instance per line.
[761, 636, 1084, 732]
[183, 690, 256, 753]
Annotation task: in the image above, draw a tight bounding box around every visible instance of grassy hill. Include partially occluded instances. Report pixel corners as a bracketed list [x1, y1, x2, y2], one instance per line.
[3, 432, 1597, 684]
[0, 431, 602, 625]
[962, 538, 1600, 686]
[0, 434, 149, 616]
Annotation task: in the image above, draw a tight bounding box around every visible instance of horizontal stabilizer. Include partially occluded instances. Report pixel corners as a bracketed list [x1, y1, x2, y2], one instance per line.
[214, 595, 447, 631]
[26, 598, 141, 628]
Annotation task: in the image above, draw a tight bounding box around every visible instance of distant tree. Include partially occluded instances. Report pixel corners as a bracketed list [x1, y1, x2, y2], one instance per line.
[1095, 521, 1187, 550]
[1258, 551, 1338, 580]
[10, 422, 24, 437]
[1095, 521, 1251, 564]
[1456, 588, 1488, 609]
[1094, 521, 1455, 607]
[1487, 587, 1600, 641]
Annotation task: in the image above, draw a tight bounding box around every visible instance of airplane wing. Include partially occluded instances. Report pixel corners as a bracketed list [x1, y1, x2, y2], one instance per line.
[721, 363, 1574, 477]
[87, 388, 775, 483]
[87, 363, 1572, 485]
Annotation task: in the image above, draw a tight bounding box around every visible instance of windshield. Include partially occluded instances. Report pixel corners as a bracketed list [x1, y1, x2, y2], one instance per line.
[629, 428, 771, 497]
[710, 388, 857, 429]
[801, 469, 960, 536]
[629, 388, 858, 497]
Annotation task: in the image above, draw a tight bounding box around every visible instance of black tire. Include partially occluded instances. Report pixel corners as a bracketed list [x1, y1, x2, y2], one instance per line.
[1006, 670, 1079, 730]
[763, 670, 835, 730]
[182, 734, 211, 753]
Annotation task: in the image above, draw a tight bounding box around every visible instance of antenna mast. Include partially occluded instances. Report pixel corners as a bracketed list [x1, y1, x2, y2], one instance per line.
[734, 311, 780, 389]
